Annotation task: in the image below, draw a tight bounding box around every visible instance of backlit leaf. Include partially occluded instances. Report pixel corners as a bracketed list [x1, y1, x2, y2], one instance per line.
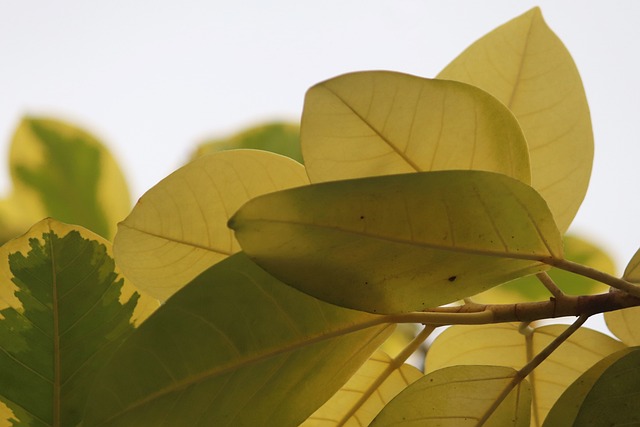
[425, 323, 626, 426]
[0, 218, 153, 427]
[371, 365, 530, 427]
[230, 170, 562, 314]
[474, 234, 612, 303]
[302, 350, 422, 426]
[114, 149, 309, 301]
[193, 122, 302, 163]
[438, 7, 593, 233]
[301, 71, 530, 184]
[623, 247, 640, 282]
[543, 347, 640, 426]
[8, 117, 131, 240]
[83, 253, 392, 426]
[603, 248, 640, 346]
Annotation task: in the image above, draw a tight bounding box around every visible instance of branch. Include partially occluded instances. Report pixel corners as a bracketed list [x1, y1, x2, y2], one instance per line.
[386, 291, 640, 325]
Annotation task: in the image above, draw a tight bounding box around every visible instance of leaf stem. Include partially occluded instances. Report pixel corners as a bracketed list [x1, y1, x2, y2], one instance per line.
[536, 272, 564, 299]
[550, 258, 640, 297]
[475, 314, 589, 426]
[336, 325, 435, 426]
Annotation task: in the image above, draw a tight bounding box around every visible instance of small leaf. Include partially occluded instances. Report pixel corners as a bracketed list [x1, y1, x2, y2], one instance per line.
[114, 149, 309, 301]
[302, 350, 423, 426]
[425, 323, 626, 425]
[301, 71, 530, 184]
[371, 365, 530, 427]
[623, 247, 640, 282]
[438, 8, 593, 233]
[230, 170, 562, 313]
[8, 116, 131, 239]
[83, 253, 393, 427]
[192, 122, 303, 163]
[544, 347, 640, 426]
[474, 234, 612, 303]
[0, 218, 153, 427]
[603, 248, 640, 346]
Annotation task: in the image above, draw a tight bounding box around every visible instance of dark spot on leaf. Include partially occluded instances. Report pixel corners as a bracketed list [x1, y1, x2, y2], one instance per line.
[448, 275, 457, 282]
[359, 215, 365, 220]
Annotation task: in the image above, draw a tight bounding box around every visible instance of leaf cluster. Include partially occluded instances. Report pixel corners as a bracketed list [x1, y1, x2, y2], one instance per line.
[1, 7, 640, 426]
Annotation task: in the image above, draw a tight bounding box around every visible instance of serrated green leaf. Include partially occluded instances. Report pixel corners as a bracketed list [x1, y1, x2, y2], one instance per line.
[301, 71, 530, 184]
[193, 122, 303, 163]
[83, 253, 393, 426]
[474, 234, 612, 303]
[114, 149, 309, 301]
[371, 365, 530, 427]
[438, 8, 593, 233]
[302, 350, 423, 426]
[230, 170, 562, 314]
[7, 117, 131, 240]
[543, 347, 640, 426]
[425, 323, 626, 426]
[0, 218, 153, 427]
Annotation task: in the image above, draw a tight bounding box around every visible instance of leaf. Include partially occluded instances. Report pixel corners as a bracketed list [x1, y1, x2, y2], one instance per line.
[543, 347, 640, 426]
[438, 7, 593, 233]
[301, 71, 530, 185]
[0, 218, 154, 427]
[301, 350, 423, 426]
[603, 248, 640, 346]
[83, 253, 393, 427]
[474, 234, 612, 303]
[623, 247, 640, 282]
[370, 365, 530, 427]
[192, 122, 303, 163]
[230, 170, 562, 314]
[7, 116, 131, 240]
[425, 323, 626, 426]
[113, 149, 309, 301]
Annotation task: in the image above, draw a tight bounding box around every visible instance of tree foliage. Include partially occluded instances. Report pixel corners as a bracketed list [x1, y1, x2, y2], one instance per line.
[1, 7, 639, 426]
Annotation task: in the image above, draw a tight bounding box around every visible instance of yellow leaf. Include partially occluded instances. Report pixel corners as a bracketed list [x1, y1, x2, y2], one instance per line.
[114, 149, 309, 301]
[603, 248, 640, 346]
[438, 8, 593, 233]
[230, 170, 562, 314]
[371, 365, 530, 427]
[425, 323, 626, 426]
[302, 350, 423, 426]
[301, 71, 530, 183]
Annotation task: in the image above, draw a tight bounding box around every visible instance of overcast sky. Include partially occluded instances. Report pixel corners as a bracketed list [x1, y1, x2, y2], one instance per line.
[1, 1, 639, 276]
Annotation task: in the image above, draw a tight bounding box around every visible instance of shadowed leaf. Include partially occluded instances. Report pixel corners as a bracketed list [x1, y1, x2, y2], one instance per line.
[438, 8, 593, 233]
[230, 170, 562, 314]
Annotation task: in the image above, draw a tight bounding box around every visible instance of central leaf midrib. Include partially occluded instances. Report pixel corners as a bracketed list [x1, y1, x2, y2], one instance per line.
[49, 228, 61, 427]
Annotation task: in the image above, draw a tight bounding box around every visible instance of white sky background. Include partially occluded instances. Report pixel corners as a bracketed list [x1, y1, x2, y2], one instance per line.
[0, 1, 639, 277]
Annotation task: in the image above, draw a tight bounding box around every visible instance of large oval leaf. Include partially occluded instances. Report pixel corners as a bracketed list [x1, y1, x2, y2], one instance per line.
[0, 218, 155, 427]
[438, 8, 593, 233]
[425, 323, 626, 426]
[83, 253, 392, 426]
[8, 117, 131, 240]
[371, 365, 530, 427]
[302, 350, 423, 426]
[192, 122, 302, 163]
[230, 170, 562, 314]
[114, 149, 309, 301]
[301, 71, 530, 184]
[603, 248, 640, 346]
[543, 347, 640, 426]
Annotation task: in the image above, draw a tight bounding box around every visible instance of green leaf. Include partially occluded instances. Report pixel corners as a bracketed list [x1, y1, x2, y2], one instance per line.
[425, 323, 626, 426]
[192, 122, 303, 163]
[7, 117, 131, 240]
[623, 247, 640, 282]
[302, 350, 423, 426]
[474, 234, 612, 303]
[229, 170, 562, 314]
[114, 149, 309, 301]
[544, 347, 640, 426]
[83, 253, 393, 426]
[371, 365, 530, 427]
[603, 248, 640, 346]
[0, 218, 153, 427]
[438, 8, 593, 233]
[301, 71, 530, 184]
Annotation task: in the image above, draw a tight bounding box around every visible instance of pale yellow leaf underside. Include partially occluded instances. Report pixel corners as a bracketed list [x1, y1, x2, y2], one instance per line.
[438, 7, 593, 233]
[114, 150, 309, 301]
[302, 350, 422, 426]
[301, 71, 530, 184]
[425, 323, 625, 426]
